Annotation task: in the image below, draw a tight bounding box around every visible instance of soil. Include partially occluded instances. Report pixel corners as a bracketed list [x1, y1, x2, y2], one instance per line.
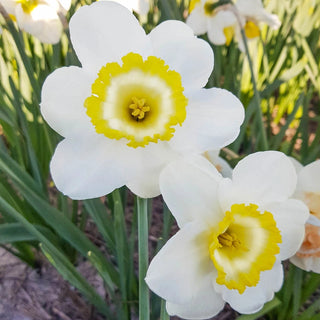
[0, 194, 239, 320]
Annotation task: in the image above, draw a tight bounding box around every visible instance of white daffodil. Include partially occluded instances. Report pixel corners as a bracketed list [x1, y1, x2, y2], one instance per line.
[40, 1, 244, 200]
[1, 0, 71, 44]
[99, 0, 150, 15]
[203, 149, 233, 178]
[187, 0, 237, 46]
[293, 0, 320, 37]
[187, 0, 280, 51]
[146, 151, 309, 319]
[289, 159, 320, 273]
[234, 0, 281, 51]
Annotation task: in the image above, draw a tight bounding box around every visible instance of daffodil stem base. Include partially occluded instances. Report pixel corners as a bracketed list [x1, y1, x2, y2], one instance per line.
[137, 196, 150, 319]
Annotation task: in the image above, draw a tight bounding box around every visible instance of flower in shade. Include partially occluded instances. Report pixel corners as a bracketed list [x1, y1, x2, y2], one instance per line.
[289, 159, 320, 273]
[146, 151, 309, 319]
[186, 0, 280, 51]
[203, 149, 233, 178]
[1, 0, 70, 44]
[100, 0, 150, 15]
[40, 1, 244, 200]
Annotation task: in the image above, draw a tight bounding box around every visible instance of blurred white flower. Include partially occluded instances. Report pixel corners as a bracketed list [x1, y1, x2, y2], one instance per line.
[1, 0, 71, 44]
[99, 0, 150, 15]
[290, 159, 320, 273]
[235, 0, 281, 51]
[146, 151, 309, 319]
[40, 1, 244, 200]
[293, 0, 320, 37]
[186, 0, 280, 51]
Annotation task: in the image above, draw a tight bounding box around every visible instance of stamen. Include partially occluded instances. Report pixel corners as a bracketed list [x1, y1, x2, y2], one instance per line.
[129, 97, 150, 120]
[218, 231, 241, 248]
[17, 0, 38, 13]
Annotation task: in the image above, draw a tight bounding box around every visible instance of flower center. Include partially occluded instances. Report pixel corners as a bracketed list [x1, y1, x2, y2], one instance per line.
[223, 26, 235, 46]
[16, 0, 38, 13]
[189, 0, 201, 13]
[129, 97, 150, 120]
[85, 52, 187, 148]
[218, 231, 242, 249]
[204, 0, 231, 16]
[244, 20, 260, 39]
[209, 203, 282, 294]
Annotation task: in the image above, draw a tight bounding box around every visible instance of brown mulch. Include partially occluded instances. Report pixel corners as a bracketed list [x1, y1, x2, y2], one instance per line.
[0, 248, 105, 320]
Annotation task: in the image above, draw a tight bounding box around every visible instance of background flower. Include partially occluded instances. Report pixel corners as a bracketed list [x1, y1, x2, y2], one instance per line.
[1, 0, 70, 43]
[290, 159, 320, 272]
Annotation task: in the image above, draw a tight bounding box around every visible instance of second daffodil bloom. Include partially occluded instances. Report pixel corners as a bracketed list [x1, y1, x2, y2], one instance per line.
[289, 159, 320, 273]
[40, 1, 244, 200]
[146, 151, 309, 319]
[1, 0, 71, 44]
[187, 0, 280, 51]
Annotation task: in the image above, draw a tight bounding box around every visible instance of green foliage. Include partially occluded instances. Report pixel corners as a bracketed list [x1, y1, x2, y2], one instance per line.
[0, 0, 319, 319]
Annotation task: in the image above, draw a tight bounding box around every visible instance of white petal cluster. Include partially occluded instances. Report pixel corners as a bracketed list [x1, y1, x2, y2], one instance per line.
[40, 1, 244, 200]
[290, 159, 320, 273]
[186, 0, 280, 51]
[146, 151, 309, 319]
[1, 0, 71, 44]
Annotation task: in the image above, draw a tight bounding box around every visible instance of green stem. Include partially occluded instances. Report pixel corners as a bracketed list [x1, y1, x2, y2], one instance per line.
[240, 28, 269, 151]
[137, 197, 150, 320]
[160, 298, 170, 320]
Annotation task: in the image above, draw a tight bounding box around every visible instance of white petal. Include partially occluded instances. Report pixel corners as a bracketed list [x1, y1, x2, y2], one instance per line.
[145, 221, 213, 305]
[204, 150, 233, 178]
[186, 5, 207, 36]
[236, 0, 280, 28]
[159, 155, 224, 228]
[169, 88, 244, 154]
[214, 262, 283, 314]
[58, 0, 71, 12]
[100, 0, 135, 11]
[290, 255, 320, 273]
[50, 136, 139, 199]
[290, 157, 304, 174]
[166, 272, 224, 319]
[1, 0, 16, 14]
[16, 5, 62, 44]
[263, 199, 309, 260]
[219, 151, 297, 209]
[297, 160, 320, 194]
[41, 66, 96, 139]
[135, 0, 150, 15]
[69, 2, 151, 71]
[148, 20, 214, 91]
[126, 143, 178, 198]
[207, 11, 237, 45]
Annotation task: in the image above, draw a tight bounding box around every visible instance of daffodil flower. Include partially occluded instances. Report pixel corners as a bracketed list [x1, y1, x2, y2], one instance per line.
[100, 0, 150, 15]
[289, 159, 320, 273]
[40, 1, 244, 200]
[1, 0, 70, 44]
[187, 0, 280, 51]
[234, 0, 281, 51]
[146, 151, 309, 318]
